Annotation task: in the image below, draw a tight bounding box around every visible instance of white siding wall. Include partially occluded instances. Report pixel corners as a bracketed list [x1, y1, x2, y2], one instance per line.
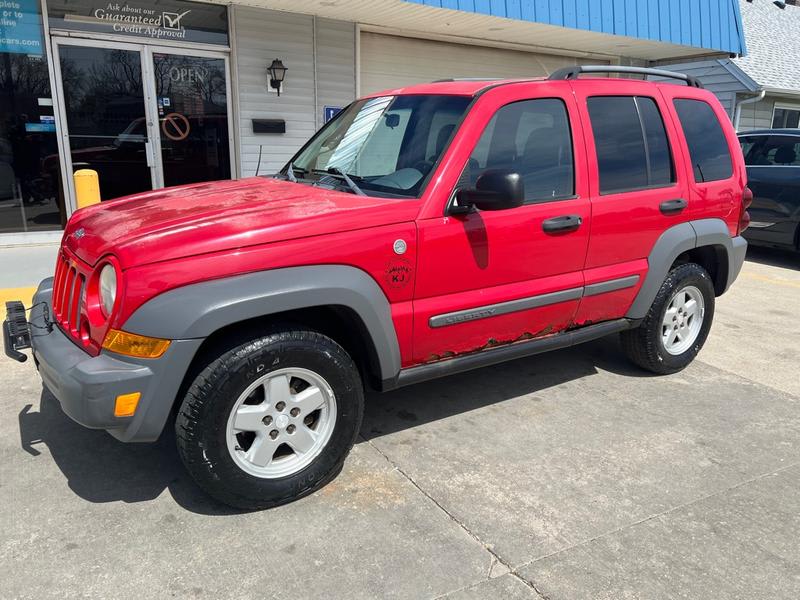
[234, 7, 356, 176]
[737, 95, 800, 131]
[359, 33, 580, 95]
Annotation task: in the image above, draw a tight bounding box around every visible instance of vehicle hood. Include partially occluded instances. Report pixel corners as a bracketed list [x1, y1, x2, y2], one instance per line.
[63, 177, 420, 268]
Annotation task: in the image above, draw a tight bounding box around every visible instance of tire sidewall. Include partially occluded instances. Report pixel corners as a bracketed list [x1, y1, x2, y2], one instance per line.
[183, 333, 363, 507]
[651, 266, 715, 371]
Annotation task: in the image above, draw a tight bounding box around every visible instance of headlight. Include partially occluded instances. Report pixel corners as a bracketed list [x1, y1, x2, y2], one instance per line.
[99, 264, 117, 316]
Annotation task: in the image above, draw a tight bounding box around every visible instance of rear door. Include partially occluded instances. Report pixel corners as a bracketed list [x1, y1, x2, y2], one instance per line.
[660, 87, 742, 236]
[569, 80, 690, 325]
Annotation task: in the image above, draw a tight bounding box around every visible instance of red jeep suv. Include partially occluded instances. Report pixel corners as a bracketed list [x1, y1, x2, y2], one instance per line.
[4, 66, 750, 509]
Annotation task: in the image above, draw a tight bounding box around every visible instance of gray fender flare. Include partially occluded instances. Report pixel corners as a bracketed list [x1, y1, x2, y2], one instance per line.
[626, 218, 746, 320]
[123, 265, 402, 380]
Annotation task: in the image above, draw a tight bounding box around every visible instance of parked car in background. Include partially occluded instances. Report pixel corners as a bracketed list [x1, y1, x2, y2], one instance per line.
[738, 129, 800, 251]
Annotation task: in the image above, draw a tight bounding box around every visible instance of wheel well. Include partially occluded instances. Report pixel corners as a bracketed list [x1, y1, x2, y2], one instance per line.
[671, 245, 728, 295]
[170, 306, 383, 422]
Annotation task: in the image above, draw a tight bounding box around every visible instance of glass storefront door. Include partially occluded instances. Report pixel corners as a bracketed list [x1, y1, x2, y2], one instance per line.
[53, 39, 232, 204]
[57, 43, 155, 200]
[152, 53, 231, 187]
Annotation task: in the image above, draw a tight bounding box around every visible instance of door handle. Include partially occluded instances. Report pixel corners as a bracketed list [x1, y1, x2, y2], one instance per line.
[659, 198, 687, 215]
[542, 214, 582, 233]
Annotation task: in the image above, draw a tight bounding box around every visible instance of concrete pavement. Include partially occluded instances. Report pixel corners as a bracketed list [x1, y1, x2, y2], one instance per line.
[1, 246, 799, 599]
[0, 243, 58, 306]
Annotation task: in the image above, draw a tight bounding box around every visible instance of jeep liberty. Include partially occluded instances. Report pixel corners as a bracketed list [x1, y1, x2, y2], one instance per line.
[4, 66, 750, 509]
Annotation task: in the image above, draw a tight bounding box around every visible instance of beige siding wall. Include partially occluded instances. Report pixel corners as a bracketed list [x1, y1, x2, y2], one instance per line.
[359, 33, 580, 95]
[737, 95, 800, 131]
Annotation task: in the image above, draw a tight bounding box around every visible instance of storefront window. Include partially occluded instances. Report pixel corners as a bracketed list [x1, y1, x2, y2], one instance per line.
[0, 0, 65, 233]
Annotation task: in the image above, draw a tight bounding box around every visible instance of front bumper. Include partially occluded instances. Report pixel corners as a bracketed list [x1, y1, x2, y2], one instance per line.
[17, 278, 203, 442]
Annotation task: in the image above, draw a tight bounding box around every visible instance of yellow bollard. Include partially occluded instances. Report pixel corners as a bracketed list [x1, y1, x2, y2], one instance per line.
[73, 169, 101, 209]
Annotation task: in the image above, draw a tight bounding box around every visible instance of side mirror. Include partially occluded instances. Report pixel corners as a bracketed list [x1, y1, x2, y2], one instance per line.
[452, 169, 524, 214]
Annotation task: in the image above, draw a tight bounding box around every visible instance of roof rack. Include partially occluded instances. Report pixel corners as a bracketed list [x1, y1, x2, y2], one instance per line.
[431, 77, 503, 82]
[548, 65, 703, 88]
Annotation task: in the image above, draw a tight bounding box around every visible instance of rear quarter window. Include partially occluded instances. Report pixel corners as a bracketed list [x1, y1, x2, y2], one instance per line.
[672, 99, 733, 182]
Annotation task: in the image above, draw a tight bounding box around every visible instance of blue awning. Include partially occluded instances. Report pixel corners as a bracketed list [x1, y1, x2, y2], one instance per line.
[403, 0, 747, 56]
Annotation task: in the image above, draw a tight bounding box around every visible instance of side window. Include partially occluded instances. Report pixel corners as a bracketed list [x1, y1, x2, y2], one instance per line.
[586, 96, 675, 194]
[672, 99, 733, 182]
[739, 136, 758, 163]
[467, 98, 574, 203]
[743, 135, 800, 166]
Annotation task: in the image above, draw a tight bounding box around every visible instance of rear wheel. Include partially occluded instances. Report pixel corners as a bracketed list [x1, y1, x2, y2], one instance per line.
[175, 328, 363, 510]
[621, 263, 715, 374]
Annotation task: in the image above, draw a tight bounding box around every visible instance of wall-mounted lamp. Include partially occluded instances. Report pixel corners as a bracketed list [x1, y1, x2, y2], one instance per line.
[267, 58, 287, 96]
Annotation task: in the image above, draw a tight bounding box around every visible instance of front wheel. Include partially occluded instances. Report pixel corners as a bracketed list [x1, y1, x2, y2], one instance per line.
[621, 263, 715, 375]
[175, 328, 364, 510]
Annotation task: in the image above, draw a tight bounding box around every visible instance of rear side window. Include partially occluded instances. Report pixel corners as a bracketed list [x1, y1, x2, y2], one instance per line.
[587, 96, 675, 194]
[468, 98, 574, 203]
[740, 135, 800, 166]
[672, 99, 733, 182]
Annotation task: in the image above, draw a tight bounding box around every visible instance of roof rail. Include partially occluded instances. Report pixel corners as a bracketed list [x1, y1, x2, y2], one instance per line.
[548, 65, 703, 88]
[432, 77, 501, 82]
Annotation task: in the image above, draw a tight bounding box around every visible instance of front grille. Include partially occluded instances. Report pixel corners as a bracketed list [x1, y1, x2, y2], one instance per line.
[52, 250, 88, 338]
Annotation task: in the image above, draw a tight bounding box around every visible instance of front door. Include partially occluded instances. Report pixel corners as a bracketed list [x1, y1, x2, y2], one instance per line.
[53, 39, 232, 206]
[413, 84, 591, 363]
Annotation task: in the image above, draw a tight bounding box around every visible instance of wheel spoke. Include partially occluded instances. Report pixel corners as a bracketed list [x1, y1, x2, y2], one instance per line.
[293, 386, 325, 414]
[233, 404, 268, 432]
[266, 374, 292, 406]
[287, 425, 318, 455]
[666, 329, 678, 348]
[683, 298, 698, 318]
[246, 434, 280, 467]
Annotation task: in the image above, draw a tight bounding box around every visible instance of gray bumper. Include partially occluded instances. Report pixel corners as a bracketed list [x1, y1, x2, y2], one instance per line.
[30, 278, 203, 442]
[725, 235, 748, 292]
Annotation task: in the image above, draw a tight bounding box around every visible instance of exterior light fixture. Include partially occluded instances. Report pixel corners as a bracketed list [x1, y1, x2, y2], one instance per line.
[267, 59, 287, 96]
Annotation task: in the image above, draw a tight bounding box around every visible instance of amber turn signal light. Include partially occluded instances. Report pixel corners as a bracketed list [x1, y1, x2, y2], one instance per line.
[114, 392, 141, 417]
[102, 329, 171, 359]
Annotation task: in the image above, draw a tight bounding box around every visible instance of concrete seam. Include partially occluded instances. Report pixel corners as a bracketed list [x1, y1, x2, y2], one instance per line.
[361, 436, 547, 600]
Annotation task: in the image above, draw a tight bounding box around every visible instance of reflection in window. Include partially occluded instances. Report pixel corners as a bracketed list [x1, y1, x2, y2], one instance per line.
[741, 136, 800, 166]
[673, 99, 733, 183]
[587, 96, 674, 194]
[291, 95, 470, 198]
[468, 98, 574, 203]
[0, 53, 65, 233]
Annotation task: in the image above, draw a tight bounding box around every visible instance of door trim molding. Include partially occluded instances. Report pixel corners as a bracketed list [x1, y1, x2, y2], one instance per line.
[428, 275, 640, 328]
[429, 287, 582, 328]
[583, 274, 640, 297]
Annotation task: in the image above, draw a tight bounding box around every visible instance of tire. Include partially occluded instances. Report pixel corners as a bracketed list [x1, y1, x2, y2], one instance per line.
[175, 328, 363, 510]
[621, 263, 715, 375]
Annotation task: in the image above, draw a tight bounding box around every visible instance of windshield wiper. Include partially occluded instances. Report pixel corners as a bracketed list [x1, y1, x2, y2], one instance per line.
[315, 167, 365, 196]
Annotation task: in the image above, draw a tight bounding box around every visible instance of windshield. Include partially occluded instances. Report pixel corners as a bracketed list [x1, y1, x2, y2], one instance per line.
[284, 94, 471, 198]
